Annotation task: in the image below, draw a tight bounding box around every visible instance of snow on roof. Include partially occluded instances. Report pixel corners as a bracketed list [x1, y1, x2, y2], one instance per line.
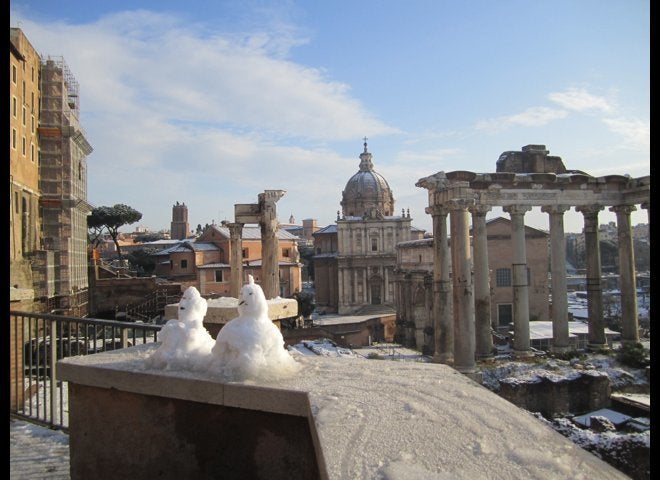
[397, 238, 433, 247]
[529, 321, 619, 339]
[572, 408, 631, 428]
[313, 224, 337, 235]
[152, 241, 219, 255]
[197, 263, 231, 269]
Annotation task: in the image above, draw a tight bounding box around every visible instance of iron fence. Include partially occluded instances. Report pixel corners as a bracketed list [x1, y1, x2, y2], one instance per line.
[9, 311, 162, 432]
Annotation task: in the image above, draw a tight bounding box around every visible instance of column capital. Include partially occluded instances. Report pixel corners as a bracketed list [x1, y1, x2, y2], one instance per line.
[503, 205, 531, 215]
[610, 205, 637, 216]
[426, 205, 451, 217]
[226, 222, 244, 236]
[447, 198, 474, 210]
[541, 204, 570, 215]
[468, 204, 491, 216]
[576, 204, 603, 216]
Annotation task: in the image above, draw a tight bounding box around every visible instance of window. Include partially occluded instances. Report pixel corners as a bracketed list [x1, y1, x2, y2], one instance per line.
[371, 238, 378, 251]
[282, 248, 290, 258]
[242, 248, 249, 258]
[12, 97, 17, 117]
[15, 192, 19, 213]
[31, 144, 34, 162]
[12, 64, 16, 83]
[180, 259, 188, 269]
[495, 268, 512, 287]
[497, 304, 513, 327]
[22, 136, 26, 156]
[215, 270, 223, 282]
[22, 106, 26, 126]
[12, 129, 16, 149]
[31, 115, 34, 133]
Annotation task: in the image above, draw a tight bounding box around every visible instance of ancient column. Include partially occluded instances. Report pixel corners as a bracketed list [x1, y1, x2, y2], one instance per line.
[258, 190, 285, 299]
[576, 205, 607, 350]
[542, 205, 571, 352]
[469, 204, 493, 359]
[430, 206, 453, 364]
[503, 205, 532, 357]
[449, 200, 476, 373]
[337, 266, 345, 312]
[611, 205, 639, 344]
[227, 223, 244, 298]
[641, 202, 649, 221]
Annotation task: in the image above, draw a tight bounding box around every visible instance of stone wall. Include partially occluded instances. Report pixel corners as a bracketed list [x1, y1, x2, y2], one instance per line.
[68, 384, 320, 480]
[497, 371, 611, 417]
[91, 277, 182, 316]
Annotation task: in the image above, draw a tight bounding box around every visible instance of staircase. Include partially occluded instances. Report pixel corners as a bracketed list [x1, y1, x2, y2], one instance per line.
[115, 289, 182, 323]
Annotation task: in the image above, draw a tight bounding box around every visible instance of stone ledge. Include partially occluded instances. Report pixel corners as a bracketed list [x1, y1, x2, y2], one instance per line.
[58, 344, 629, 480]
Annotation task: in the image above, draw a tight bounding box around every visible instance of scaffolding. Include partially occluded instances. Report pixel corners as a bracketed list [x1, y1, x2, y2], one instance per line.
[36, 56, 93, 315]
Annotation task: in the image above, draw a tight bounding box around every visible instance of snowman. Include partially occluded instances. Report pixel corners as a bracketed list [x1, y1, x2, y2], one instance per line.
[146, 286, 215, 370]
[211, 275, 300, 380]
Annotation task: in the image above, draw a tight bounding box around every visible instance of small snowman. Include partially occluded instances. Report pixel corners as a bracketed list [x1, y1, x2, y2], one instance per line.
[146, 286, 215, 371]
[211, 275, 300, 380]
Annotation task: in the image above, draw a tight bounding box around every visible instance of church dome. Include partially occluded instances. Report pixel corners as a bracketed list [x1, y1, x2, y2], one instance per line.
[341, 140, 394, 218]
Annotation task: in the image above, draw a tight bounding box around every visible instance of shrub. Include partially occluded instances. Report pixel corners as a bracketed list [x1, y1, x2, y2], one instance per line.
[616, 342, 650, 368]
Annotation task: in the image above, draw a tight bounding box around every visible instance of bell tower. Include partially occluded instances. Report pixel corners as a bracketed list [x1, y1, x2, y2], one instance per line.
[171, 201, 189, 239]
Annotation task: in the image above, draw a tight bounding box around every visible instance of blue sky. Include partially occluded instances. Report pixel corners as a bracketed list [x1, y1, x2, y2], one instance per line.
[10, 0, 650, 233]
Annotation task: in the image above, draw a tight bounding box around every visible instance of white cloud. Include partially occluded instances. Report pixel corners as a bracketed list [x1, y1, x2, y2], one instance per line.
[16, 10, 397, 141]
[475, 107, 568, 134]
[548, 87, 613, 113]
[601, 117, 650, 151]
[11, 8, 403, 229]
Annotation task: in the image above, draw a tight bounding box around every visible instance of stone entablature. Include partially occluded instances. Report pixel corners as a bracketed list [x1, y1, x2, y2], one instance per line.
[418, 171, 650, 210]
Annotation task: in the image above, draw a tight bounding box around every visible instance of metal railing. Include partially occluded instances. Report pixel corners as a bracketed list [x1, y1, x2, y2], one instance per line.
[10, 311, 162, 432]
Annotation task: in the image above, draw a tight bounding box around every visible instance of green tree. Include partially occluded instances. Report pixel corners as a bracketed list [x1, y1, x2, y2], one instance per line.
[127, 248, 157, 276]
[88, 204, 142, 260]
[88, 213, 106, 249]
[293, 290, 315, 319]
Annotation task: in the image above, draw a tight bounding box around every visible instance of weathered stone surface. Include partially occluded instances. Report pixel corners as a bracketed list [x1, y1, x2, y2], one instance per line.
[498, 370, 611, 416]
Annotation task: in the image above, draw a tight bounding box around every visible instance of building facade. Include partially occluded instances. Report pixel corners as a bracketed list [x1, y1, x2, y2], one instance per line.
[152, 224, 302, 298]
[9, 28, 42, 308]
[9, 29, 93, 316]
[313, 141, 425, 315]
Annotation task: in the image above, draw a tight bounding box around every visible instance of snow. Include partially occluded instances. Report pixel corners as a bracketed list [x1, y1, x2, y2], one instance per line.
[10, 419, 70, 479]
[146, 277, 301, 381]
[145, 285, 215, 371]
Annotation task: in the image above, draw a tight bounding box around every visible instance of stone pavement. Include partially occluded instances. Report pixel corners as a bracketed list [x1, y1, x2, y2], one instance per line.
[10, 418, 70, 479]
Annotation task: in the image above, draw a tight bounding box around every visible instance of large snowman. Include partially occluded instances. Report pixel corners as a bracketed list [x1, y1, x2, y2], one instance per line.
[211, 275, 300, 380]
[146, 286, 215, 371]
